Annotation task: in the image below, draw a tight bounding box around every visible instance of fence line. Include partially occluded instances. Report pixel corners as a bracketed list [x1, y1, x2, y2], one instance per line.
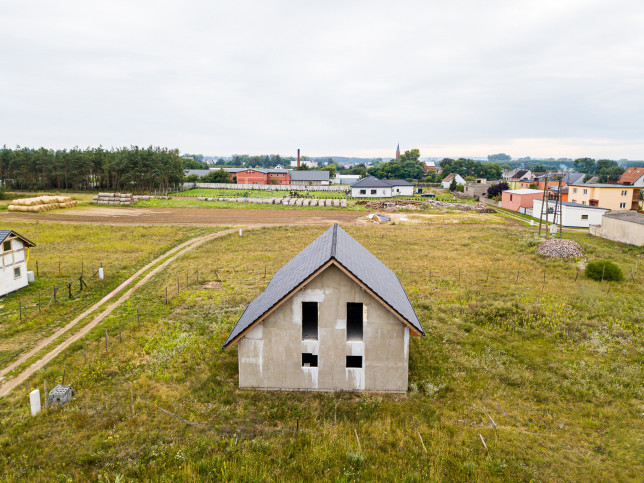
[183, 182, 347, 192]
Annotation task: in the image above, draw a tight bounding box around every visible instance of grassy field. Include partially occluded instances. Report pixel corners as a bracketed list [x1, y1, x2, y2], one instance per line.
[0, 222, 215, 370]
[0, 224, 642, 481]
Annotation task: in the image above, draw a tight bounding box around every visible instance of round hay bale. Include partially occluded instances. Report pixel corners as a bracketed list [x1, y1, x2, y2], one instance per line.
[537, 239, 584, 258]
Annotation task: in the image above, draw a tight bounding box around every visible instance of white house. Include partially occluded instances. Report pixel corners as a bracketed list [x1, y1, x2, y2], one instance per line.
[441, 173, 466, 189]
[1, 230, 36, 297]
[350, 176, 414, 197]
[332, 174, 361, 185]
[532, 199, 609, 228]
[223, 224, 425, 392]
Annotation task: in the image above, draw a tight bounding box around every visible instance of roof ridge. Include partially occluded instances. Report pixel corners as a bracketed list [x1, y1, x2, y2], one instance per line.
[330, 224, 338, 258]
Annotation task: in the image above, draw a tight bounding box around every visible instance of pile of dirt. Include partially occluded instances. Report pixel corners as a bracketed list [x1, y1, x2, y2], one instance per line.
[8, 196, 77, 212]
[537, 239, 584, 258]
[362, 199, 496, 213]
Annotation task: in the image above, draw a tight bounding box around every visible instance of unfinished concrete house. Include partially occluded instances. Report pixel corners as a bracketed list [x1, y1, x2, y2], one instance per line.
[222, 224, 425, 393]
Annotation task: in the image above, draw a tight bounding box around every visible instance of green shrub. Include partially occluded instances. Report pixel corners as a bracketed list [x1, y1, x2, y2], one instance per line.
[585, 260, 624, 281]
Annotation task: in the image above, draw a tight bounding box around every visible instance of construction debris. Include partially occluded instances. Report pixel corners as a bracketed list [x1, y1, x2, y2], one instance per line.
[366, 214, 391, 223]
[8, 196, 77, 212]
[361, 199, 496, 213]
[537, 239, 584, 258]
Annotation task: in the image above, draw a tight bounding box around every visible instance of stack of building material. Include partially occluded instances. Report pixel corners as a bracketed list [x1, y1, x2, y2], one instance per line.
[93, 193, 135, 205]
[8, 196, 77, 212]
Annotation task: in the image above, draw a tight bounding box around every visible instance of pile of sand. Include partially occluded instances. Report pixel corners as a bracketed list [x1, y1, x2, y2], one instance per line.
[8, 196, 77, 212]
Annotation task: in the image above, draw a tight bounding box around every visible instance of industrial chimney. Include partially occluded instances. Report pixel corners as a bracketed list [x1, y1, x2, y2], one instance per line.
[297, 148, 300, 167]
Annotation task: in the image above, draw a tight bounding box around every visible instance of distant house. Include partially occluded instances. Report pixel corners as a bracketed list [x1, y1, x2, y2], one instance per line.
[506, 170, 534, 189]
[350, 176, 414, 197]
[1, 230, 36, 297]
[222, 224, 425, 392]
[463, 179, 491, 199]
[532, 199, 609, 228]
[568, 184, 640, 211]
[501, 189, 543, 213]
[441, 173, 466, 189]
[590, 211, 644, 246]
[618, 167, 644, 187]
[422, 161, 436, 173]
[235, 169, 291, 185]
[289, 170, 330, 186]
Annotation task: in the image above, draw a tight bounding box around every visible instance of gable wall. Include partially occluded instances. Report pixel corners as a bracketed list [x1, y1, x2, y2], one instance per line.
[237, 264, 409, 392]
[1, 237, 28, 296]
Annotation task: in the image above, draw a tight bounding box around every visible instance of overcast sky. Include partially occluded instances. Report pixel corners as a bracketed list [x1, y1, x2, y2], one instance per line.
[2, 0, 643, 159]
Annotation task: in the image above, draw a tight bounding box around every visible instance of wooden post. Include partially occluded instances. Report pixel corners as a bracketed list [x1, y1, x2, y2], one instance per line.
[264, 266, 267, 279]
[38, 293, 41, 312]
[19, 301, 22, 322]
[58, 260, 61, 276]
[177, 276, 180, 294]
[36, 260, 39, 277]
[130, 382, 135, 415]
[105, 329, 109, 352]
[601, 265, 605, 282]
[44, 380, 48, 410]
[196, 269, 198, 284]
[186, 270, 189, 288]
[84, 342, 87, 366]
[119, 320, 122, 343]
[165, 287, 168, 305]
[81, 261, 84, 276]
[137, 308, 140, 328]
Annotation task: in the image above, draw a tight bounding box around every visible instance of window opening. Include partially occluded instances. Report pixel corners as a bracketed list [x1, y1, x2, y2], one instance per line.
[302, 302, 318, 339]
[302, 353, 318, 367]
[14, 267, 21, 279]
[581, 214, 588, 220]
[2, 240, 10, 252]
[346, 355, 362, 368]
[347, 303, 363, 341]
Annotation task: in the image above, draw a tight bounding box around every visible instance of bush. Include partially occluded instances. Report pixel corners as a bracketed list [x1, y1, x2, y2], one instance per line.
[585, 260, 624, 281]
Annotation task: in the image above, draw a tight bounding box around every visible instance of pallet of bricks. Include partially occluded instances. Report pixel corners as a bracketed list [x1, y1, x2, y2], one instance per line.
[8, 196, 77, 212]
[93, 193, 134, 205]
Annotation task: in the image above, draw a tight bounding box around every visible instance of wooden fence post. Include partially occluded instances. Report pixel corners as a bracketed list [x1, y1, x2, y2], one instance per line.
[105, 329, 109, 352]
[119, 320, 122, 343]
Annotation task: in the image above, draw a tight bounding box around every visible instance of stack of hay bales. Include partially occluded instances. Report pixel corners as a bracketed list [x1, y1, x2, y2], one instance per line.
[93, 193, 135, 205]
[8, 196, 77, 212]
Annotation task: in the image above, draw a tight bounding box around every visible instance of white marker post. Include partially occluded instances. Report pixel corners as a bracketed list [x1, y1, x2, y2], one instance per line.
[30, 389, 41, 416]
[98, 267, 104, 280]
[239, 229, 242, 237]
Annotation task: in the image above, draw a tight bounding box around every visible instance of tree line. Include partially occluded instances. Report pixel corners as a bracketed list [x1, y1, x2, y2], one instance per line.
[0, 146, 184, 192]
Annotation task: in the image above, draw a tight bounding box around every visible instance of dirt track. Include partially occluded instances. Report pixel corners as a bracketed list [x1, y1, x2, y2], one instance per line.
[1, 207, 364, 226]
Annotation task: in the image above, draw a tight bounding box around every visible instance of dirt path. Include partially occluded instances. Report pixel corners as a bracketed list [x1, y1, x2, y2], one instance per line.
[1, 206, 364, 226]
[0, 228, 241, 397]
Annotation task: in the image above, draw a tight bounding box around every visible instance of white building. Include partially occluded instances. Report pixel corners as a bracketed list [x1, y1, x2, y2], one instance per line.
[441, 173, 466, 189]
[290, 160, 318, 168]
[350, 176, 414, 197]
[332, 174, 361, 185]
[223, 224, 425, 392]
[532, 199, 609, 228]
[1, 230, 36, 297]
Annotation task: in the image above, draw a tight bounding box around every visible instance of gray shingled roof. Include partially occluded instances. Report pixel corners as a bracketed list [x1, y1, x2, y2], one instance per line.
[350, 176, 394, 188]
[222, 224, 424, 348]
[288, 170, 330, 181]
[0, 230, 36, 247]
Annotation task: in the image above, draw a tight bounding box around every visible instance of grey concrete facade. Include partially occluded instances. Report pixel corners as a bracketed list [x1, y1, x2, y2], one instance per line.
[237, 264, 410, 393]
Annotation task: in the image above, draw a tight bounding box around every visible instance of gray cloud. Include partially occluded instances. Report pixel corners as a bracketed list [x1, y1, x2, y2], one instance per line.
[1, 0, 643, 159]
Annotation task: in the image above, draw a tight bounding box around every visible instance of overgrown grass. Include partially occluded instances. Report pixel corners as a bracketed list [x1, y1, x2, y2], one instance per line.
[0, 224, 642, 481]
[0, 222, 215, 369]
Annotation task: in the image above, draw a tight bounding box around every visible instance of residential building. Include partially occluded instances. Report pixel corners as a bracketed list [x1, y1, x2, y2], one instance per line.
[350, 176, 414, 197]
[568, 184, 640, 211]
[589, 211, 644, 246]
[441, 173, 466, 189]
[501, 189, 543, 213]
[331, 174, 361, 185]
[1, 230, 36, 297]
[532, 199, 609, 228]
[422, 161, 436, 173]
[618, 167, 644, 187]
[463, 179, 491, 199]
[222, 224, 425, 392]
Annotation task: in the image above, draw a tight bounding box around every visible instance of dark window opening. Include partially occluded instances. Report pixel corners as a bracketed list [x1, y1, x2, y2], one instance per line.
[346, 355, 362, 368]
[2, 240, 10, 252]
[302, 353, 318, 367]
[347, 303, 363, 341]
[581, 214, 588, 220]
[302, 302, 318, 339]
[370, 189, 377, 194]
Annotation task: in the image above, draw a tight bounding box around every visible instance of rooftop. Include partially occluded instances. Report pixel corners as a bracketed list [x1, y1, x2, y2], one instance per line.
[505, 189, 543, 195]
[0, 230, 36, 248]
[603, 211, 644, 225]
[223, 224, 424, 348]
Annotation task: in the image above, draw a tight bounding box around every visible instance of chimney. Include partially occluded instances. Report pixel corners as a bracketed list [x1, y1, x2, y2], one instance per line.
[297, 148, 300, 167]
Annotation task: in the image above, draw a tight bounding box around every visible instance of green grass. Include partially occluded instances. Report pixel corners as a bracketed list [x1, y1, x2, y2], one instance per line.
[0, 222, 217, 370]
[0, 224, 642, 481]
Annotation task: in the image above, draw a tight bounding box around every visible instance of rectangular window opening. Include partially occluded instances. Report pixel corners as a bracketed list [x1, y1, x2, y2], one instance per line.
[370, 189, 377, 194]
[346, 355, 362, 368]
[302, 302, 318, 340]
[347, 302, 363, 341]
[14, 267, 21, 279]
[2, 240, 10, 252]
[302, 353, 318, 367]
[581, 214, 589, 220]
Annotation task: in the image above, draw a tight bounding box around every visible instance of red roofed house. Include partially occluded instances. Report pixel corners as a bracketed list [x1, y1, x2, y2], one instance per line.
[619, 167, 644, 187]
